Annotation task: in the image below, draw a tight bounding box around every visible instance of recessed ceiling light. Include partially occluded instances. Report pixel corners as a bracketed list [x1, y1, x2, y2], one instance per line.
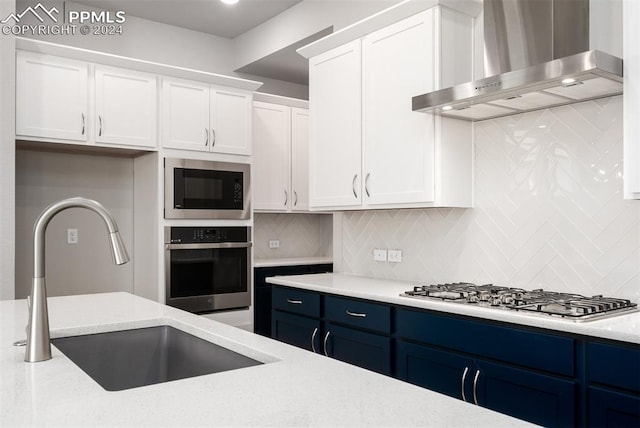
[220, 0, 239, 4]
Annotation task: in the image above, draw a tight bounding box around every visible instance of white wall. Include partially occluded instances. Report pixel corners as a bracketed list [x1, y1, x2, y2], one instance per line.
[14, 150, 135, 299]
[340, 96, 640, 301]
[233, 0, 399, 70]
[0, 0, 16, 300]
[254, 213, 332, 260]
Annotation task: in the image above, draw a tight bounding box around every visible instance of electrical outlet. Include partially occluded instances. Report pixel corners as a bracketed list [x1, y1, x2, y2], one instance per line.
[67, 228, 78, 244]
[268, 239, 280, 249]
[373, 249, 387, 262]
[388, 249, 402, 263]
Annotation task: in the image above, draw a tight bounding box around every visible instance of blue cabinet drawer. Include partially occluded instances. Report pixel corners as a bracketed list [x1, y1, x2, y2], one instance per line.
[272, 286, 320, 318]
[588, 342, 640, 392]
[396, 308, 575, 376]
[325, 295, 391, 334]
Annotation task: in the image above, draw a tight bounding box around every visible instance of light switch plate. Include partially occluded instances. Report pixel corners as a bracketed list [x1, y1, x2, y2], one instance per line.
[388, 249, 402, 263]
[373, 249, 387, 262]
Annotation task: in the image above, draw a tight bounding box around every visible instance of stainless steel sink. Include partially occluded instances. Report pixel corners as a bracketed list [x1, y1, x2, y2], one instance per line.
[52, 325, 262, 391]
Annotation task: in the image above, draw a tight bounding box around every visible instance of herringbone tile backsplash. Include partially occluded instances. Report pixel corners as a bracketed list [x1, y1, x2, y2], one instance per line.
[342, 96, 640, 300]
[254, 213, 333, 259]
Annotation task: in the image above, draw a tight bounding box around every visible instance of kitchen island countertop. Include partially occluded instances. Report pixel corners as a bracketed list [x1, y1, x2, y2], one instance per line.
[267, 273, 640, 344]
[0, 292, 530, 427]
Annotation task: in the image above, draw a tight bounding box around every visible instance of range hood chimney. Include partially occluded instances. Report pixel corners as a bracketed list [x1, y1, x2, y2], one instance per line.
[412, 0, 623, 121]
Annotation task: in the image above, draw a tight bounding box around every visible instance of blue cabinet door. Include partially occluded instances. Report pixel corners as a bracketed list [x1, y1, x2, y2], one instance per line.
[475, 359, 577, 428]
[271, 310, 320, 352]
[589, 386, 640, 427]
[396, 340, 474, 401]
[324, 323, 391, 375]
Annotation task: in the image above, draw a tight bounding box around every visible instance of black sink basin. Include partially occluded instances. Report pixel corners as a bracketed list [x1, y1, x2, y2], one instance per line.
[52, 325, 262, 391]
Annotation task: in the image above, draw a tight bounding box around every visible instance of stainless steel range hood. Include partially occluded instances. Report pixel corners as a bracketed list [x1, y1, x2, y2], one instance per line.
[412, 0, 623, 122]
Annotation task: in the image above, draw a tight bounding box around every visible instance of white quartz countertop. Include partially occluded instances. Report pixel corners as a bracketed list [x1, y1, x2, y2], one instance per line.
[267, 273, 640, 344]
[1, 292, 531, 427]
[254, 257, 333, 268]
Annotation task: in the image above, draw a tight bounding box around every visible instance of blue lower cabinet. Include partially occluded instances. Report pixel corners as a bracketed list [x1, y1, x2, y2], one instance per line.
[588, 386, 640, 428]
[474, 359, 576, 428]
[396, 341, 576, 427]
[271, 310, 319, 352]
[396, 340, 474, 401]
[324, 323, 391, 375]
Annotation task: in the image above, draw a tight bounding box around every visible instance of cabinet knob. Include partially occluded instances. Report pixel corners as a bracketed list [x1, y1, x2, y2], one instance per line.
[311, 327, 318, 353]
[346, 310, 366, 318]
[352, 174, 358, 199]
[323, 331, 331, 357]
[365, 173, 371, 197]
[472, 369, 481, 405]
[461, 366, 469, 402]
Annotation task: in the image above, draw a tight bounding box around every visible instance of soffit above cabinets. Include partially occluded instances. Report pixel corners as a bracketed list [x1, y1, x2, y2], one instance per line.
[412, 50, 623, 122]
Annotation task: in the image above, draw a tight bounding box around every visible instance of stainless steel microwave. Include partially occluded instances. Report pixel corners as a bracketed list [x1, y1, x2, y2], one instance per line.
[164, 158, 250, 219]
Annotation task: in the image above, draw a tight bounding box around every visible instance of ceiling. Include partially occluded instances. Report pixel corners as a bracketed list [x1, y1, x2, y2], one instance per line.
[74, 0, 304, 39]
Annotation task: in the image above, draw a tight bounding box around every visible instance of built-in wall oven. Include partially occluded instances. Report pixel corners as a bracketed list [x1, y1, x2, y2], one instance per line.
[165, 226, 251, 313]
[164, 158, 250, 219]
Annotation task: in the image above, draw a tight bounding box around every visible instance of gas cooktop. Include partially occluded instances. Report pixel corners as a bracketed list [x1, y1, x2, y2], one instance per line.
[400, 283, 638, 322]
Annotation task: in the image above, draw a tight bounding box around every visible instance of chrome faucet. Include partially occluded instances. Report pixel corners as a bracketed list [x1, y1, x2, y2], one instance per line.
[25, 197, 130, 363]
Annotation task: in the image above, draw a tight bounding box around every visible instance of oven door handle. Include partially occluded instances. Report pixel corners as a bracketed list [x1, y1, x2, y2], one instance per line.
[165, 242, 252, 250]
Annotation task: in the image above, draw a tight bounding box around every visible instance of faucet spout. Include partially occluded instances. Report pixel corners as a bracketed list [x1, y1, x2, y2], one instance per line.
[25, 197, 130, 363]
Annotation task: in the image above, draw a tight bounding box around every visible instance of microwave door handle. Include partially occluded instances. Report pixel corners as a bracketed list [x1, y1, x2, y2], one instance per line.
[165, 242, 252, 250]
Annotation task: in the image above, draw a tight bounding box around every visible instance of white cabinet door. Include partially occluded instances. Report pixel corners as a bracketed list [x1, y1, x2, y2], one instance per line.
[162, 78, 210, 151]
[252, 101, 291, 211]
[210, 87, 252, 155]
[309, 40, 362, 209]
[291, 107, 310, 212]
[95, 66, 157, 148]
[16, 52, 88, 142]
[362, 9, 435, 206]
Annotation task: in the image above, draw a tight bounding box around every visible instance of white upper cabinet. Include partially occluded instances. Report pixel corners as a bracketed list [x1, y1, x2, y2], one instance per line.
[362, 10, 435, 206]
[252, 99, 311, 212]
[16, 51, 88, 142]
[95, 66, 157, 148]
[161, 78, 210, 151]
[305, 6, 474, 210]
[309, 40, 363, 209]
[210, 87, 252, 155]
[253, 101, 291, 211]
[162, 78, 252, 155]
[290, 107, 310, 211]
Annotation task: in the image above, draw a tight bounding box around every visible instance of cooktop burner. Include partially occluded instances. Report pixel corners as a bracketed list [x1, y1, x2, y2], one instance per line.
[401, 283, 638, 321]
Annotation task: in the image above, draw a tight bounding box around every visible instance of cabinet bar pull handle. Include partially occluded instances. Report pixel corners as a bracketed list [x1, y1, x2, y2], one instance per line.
[81, 113, 85, 135]
[461, 367, 469, 402]
[293, 190, 298, 207]
[323, 331, 330, 357]
[286, 299, 302, 305]
[211, 128, 216, 147]
[365, 173, 371, 197]
[472, 370, 480, 405]
[284, 190, 288, 206]
[352, 174, 358, 198]
[346, 310, 366, 318]
[98, 115, 103, 137]
[205, 128, 209, 146]
[311, 327, 318, 353]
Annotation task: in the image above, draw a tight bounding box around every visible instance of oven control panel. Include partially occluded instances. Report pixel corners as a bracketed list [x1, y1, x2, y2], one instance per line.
[167, 227, 249, 244]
